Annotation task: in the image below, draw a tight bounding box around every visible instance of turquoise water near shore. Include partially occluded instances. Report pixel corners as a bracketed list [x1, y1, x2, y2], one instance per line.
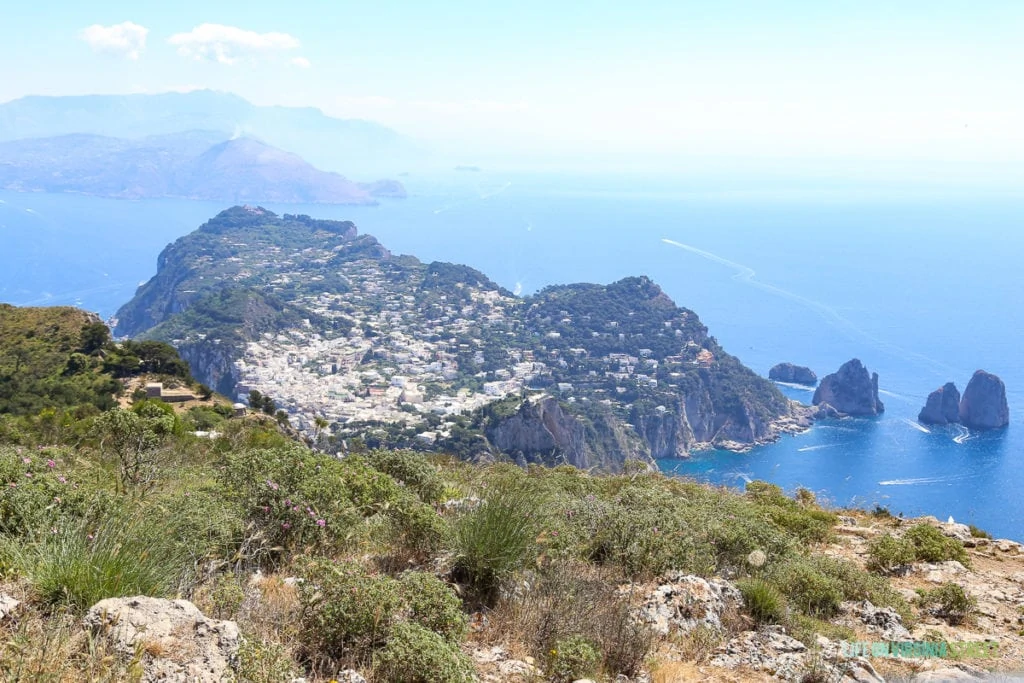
[2, 174, 1023, 538]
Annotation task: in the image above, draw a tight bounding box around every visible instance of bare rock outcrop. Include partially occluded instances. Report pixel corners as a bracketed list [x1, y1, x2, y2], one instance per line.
[633, 573, 743, 636]
[812, 359, 884, 416]
[82, 596, 239, 682]
[709, 628, 883, 682]
[769, 363, 818, 385]
[959, 370, 1009, 430]
[919, 382, 961, 426]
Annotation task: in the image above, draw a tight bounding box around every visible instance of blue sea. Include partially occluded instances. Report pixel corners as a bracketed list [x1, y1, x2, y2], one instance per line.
[3, 175, 1023, 539]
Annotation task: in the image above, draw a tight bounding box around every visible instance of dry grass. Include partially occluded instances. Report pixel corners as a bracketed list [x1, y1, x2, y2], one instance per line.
[484, 560, 654, 679]
[0, 605, 142, 682]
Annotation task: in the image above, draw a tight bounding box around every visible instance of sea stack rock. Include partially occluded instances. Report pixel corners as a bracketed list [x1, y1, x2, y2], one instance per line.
[812, 359, 884, 416]
[918, 382, 961, 425]
[958, 370, 1009, 430]
[769, 363, 818, 386]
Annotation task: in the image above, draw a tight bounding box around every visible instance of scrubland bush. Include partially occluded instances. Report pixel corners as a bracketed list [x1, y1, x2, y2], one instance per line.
[866, 534, 915, 574]
[374, 622, 475, 683]
[918, 583, 977, 625]
[366, 449, 447, 504]
[547, 634, 600, 683]
[297, 558, 466, 672]
[904, 523, 969, 565]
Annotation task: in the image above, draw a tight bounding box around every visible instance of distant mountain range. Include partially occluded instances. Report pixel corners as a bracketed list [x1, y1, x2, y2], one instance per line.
[0, 131, 406, 205]
[0, 91, 426, 175]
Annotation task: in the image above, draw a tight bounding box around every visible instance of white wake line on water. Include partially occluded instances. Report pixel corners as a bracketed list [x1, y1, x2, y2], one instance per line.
[797, 444, 837, 452]
[899, 418, 932, 434]
[773, 381, 815, 392]
[952, 425, 973, 444]
[660, 238, 954, 375]
[879, 474, 976, 486]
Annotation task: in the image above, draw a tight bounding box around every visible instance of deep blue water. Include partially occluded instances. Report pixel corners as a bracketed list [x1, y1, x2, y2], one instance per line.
[2, 176, 1023, 538]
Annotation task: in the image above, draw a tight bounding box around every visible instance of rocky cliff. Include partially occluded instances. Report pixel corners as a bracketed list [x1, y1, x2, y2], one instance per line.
[918, 382, 961, 425]
[959, 370, 1010, 430]
[768, 363, 817, 385]
[485, 396, 649, 472]
[812, 359, 884, 416]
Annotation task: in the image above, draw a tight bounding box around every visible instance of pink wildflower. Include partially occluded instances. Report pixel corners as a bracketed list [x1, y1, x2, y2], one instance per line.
[282, 522, 292, 529]
[316, 519, 326, 527]
[57, 476, 67, 484]
[46, 459, 56, 469]
[22, 457, 30, 465]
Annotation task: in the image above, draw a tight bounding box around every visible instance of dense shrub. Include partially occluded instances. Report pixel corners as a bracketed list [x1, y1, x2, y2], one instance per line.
[374, 622, 474, 683]
[386, 494, 447, 560]
[367, 449, 446, 504]
[737, 577, 786, 624]
[547, 635, 600, 683]
[918, 583, 977, 625]
[0, 447, 95, 536]
[770, 557, 843, 618]
[766, 554, 910, 622]
[298, 559, 405, 664]
[904, 524, 969, 565]
[746, 481, 837, 544]
[218, 447, 403, 564]
[866, 534, 915, 574]
[297, 559, 467, 670]
[398, 571, 467, 642]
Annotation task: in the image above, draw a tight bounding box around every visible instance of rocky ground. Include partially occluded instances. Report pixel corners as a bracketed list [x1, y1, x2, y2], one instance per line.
[468, 512, 1024, 683]
[2, 513, 1020, 682]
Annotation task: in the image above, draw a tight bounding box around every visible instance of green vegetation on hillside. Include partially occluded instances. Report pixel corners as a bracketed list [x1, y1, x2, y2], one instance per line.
[0, 309, 963, 682]
[0, 305, 190, 415]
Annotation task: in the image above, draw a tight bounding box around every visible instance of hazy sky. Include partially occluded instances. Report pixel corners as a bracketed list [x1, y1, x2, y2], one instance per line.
[4, 1, 1024, 174]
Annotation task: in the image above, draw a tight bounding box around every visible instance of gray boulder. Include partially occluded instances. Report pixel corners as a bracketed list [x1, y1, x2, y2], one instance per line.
[919, 382, 961, 425]
[959, 370, 1009, 430]
[769, 363, 818, 385]
[82, 596, 239, 682]
[812, 359, 884, 416]
[634, 573, 742, 636]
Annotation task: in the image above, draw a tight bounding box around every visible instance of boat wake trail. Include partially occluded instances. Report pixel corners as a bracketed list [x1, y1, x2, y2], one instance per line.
[797, 444, 836, 452]
[879, 474, 973, 486]
[952, 425, 972, 444]
[773, 381, 815, 392]
[660, 238, 954, 375]
[900, 418, 931, 434]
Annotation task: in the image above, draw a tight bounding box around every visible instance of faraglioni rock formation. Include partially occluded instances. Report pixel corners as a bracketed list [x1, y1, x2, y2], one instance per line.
[959, 370, 1010, 430]
[768, 363, 817, 385]
[812, 359, 884, 416]
[918, 382, 961, 425]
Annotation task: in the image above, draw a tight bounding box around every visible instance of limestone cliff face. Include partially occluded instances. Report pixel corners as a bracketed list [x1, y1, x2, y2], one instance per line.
[918, 382, 961, 425]
[486, 397, 650, 472]
[812, 359, 884, 416]
[768, 363, 818, 385]
[176, 341, 241, 398]
[959, 370, 1009, 430]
